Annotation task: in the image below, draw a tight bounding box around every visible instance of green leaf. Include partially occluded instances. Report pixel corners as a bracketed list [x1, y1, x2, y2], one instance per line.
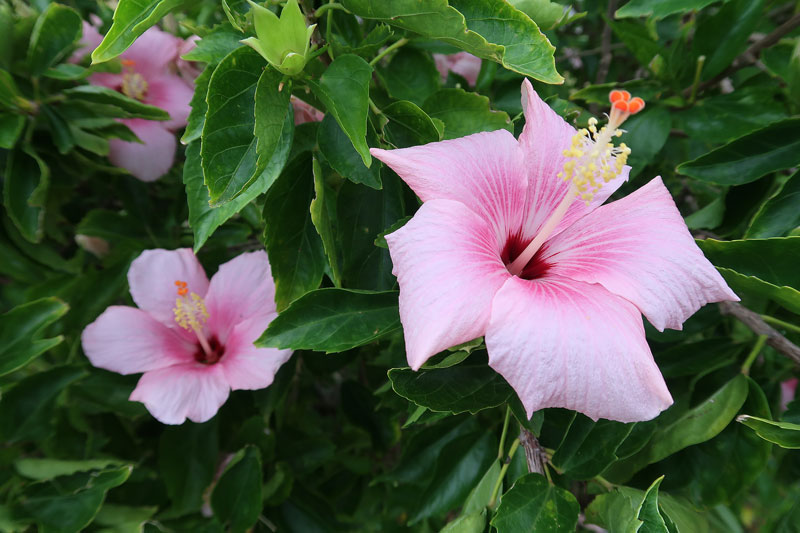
[619, 106, 670, 173]
[423, 88, 511, 139]
[341, 0, 562, 84]
[158, 421, 219, 514]
[0, 69, 21, 110]
[317, 114, 381, 189]
[91, 0, 184, 63]
[696, 237, 800, 314]
[551, 416, 634, 480]
[201, 47, 269, 206]
[616, 0, 722, 19]
[0, 112, 24, 149]
[677, 119, 800, 185]
[491, 473, 580, 533]
[692, 0, 763, 80]
[181, 29, 242, 64]
[15, 459, 120, 481]
[746, 171, 800, 238]
[609, 19, 661, 67]
[63, 86, 170, 120]
[0, 366, 86, 443]
[23, 466, 132, 533]
[388, 362, 513, 415]
[585, 490, 643, 533]
[637, 477, 669, 533]
[256, 288, 400, 352]
[379, 47, 440, 106]
[308, 54, 373, 166]
[382, 100, 441, 148]
[4, 148, 49, 243]
[738, 415, 800, 449]
[0, 298, 68, 377]
[463, 460, 501, 514]
[27, 4, 82, 76]
[254, 68, 293, 188]
[310, 158, 342, 286]
[509, 0, 584, 30]
[441, 510, 486, 533]
[211, 446, 262, 533]
[685, 196, 726, 231]
[181, 65, 213, 144]
[261, 155, 326, 310]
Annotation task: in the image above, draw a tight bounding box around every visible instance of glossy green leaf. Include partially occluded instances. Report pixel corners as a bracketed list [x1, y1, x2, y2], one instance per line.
[0, 69, 20, 110]
[463, 460, 501, 514]
[423, 88, 511, 139]
[0, 366, 86, 443]
[261, 155, 326, 310]
[737, 415, 800, 449]
[63, 86, 170, 120]
[609, 19, 661, 67]
[491, 473, 580, 533]
[585, 489, 642, 533]
[0, 112, 24, 148]
[15, 458, 120, 481]
[746, 171, 800, 238]
[616, 0, 721, 19]
[654, 339, 742, 378]
[379, 47, 440, 106]
[211, 446, 262, 533]
[317, 114, 381, 189]
[697, 237, 800, 314]
[389, 362, 513, 415]
[441, 510, 486, 533]
[551, 416, 634, 480]
[256, 288, 400, 352]
[308, 54, 373, 166]
[201, 47, 269, 206]
[619, 106, 670, 173]
[253, 68, 293, 189]
[182, 65, 213, 144]
[158, 421, 218, 514]
[677, 119, 800, 185]
[91, 0, 184, 63]
[341, 0, 562, 84]
[692, 0, 764, 80]
[181, 28, 242, 64]
[638, 477, 669, 533]
[509, 0, 584, 30]
[27, 4, 82, 76]
[4, 148, 49, 243]
[310, 158, 342, 286]
[382, 100, 441, 148]
[0, 298, 68, 377]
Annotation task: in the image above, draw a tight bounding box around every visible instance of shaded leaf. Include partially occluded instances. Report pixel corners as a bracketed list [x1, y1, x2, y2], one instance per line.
[491, 473, 580, 533]
[0, 298, 68, 377]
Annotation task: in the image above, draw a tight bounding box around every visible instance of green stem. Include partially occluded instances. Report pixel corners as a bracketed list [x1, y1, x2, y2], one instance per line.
[762, 315, 800, 335]
[324, 0, 335, 61]
[498, 406, 511, 460]
[688, 55, 705, 104]
[594, 475, 615, 491]
[742, 334, 767, 375]
[488, 438, 520, 509]
[368, 98, 382, 116]
[314, 2, 347, 17]
[369, 37, 409, 66]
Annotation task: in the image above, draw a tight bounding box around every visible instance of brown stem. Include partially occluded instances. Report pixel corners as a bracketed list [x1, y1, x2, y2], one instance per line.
[718, 301, 800, 365]
[685, 12, 800, 97]
[519, 429, 546, 475]
[595, 0, 617, 84]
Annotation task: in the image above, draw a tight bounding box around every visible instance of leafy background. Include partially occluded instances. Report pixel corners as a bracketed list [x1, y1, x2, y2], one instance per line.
[1, 0, 800, 531]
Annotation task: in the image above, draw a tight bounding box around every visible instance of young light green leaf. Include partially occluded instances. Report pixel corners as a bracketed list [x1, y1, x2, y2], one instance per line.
[91, 0, 184, 63]
[616, 0, 721, 19]
[0, 298, 68, 377]
[738, 415, 800, 449]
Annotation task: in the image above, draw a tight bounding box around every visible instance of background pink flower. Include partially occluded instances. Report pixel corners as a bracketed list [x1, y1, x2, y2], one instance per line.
[372, 80, 738, 423]
[292, 96, 324, 124]
[433, 52, 482, 86]
[82, 249, 292, 424]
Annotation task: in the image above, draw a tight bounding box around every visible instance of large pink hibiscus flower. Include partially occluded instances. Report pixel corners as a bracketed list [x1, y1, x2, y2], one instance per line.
[78, 24, 194, 181]
[82, 249, 292, 424]
[372, 80, 738, 423]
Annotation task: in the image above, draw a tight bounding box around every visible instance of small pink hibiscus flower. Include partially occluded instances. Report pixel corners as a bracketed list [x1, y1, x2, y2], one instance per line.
[81, 249, 292, 424]
[372, 81, 738, 423]
[77, 24, 194, 182]
[433, 52, 482, 86]
[291, 96, 324, 125]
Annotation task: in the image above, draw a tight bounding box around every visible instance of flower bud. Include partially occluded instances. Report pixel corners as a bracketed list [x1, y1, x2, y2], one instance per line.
[241, 0, 316, 76]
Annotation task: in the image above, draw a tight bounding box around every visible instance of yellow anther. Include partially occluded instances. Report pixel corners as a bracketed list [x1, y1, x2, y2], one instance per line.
[121, 72, 148, 101]
[173, 292, 209, 332]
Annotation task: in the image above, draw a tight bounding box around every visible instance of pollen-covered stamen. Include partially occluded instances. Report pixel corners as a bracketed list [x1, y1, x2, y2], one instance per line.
[172, 280, 214, 358]
[507, 90, 645, 277]
[120, 59, 148, 101]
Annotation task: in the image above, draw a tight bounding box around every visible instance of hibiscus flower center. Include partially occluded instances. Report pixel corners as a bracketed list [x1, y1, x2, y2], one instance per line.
[120, 60, 148, 101]
[506, 90, 645, 278]
[172, 280, 220, 363]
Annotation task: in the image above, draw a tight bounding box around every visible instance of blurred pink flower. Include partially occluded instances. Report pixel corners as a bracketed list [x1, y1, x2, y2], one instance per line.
[78, 24, 194, 181]
[292, 96, 324, 125]
[781, 378, 797, 411]
[82, 249, 291, 424]
[371, 80, 738, 423]
[177, 35, 202, 83]
[433, 52, 482, 86]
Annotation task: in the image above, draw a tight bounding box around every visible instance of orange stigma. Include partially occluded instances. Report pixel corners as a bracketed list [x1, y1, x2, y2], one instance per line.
[174, 280, 188, 296]
[121, 59, 136, 68]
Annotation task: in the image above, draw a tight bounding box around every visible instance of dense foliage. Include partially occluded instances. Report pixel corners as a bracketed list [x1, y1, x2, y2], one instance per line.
[1, 0, 800, 531]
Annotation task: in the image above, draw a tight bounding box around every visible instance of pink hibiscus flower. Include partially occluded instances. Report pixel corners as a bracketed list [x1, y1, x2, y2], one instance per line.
[81, 249, 292, 424]
[77, 24, 194, 182]
[433, 52, 482, 86]
[372, 81, 738, 423]
[291, 96, 324, 125]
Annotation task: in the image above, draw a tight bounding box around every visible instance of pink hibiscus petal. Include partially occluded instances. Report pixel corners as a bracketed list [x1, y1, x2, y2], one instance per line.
[109, 119, 176, 182]
[541, 177, 739, 331]
[128, 248, 210, 328]
[146, 75, 193, 130]
[130, 363, 230, 424]
[517, 79, 630, 240]
[120, 26, 182, 80]
[205, 251, 277, 344]
[386, 199, 511, 369]
[486, 276, 673, 423]
[219, 317, 292, 390]
[82, 306, 195, 374]
[371, 129, 527, 241]
[71, 20, 104, 62]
